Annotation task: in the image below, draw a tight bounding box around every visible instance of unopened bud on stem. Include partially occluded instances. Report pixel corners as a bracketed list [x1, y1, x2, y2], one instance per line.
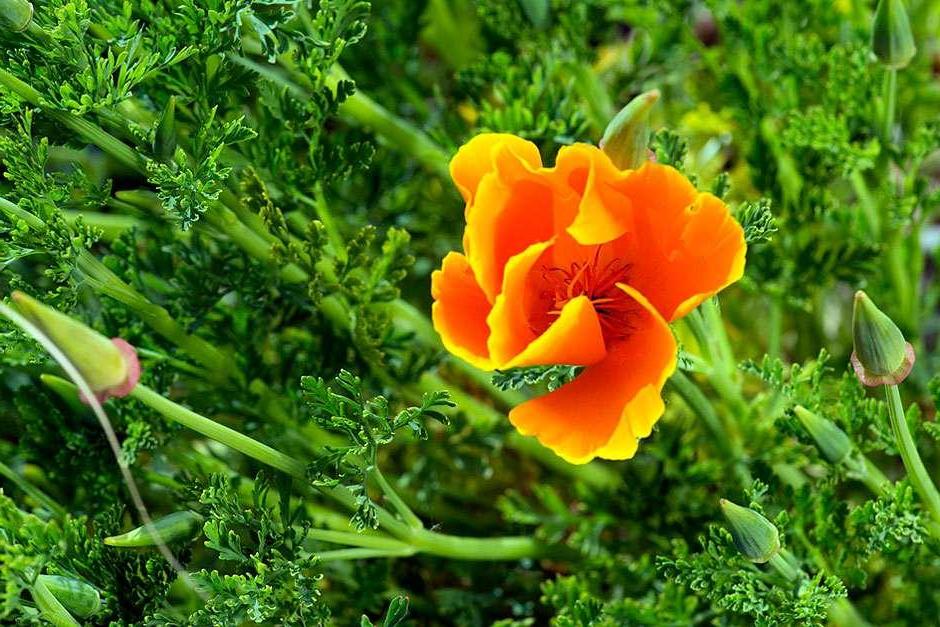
[851, 290, 915, 386]
[871, 0, 916, 69]
[10, 291, 140, 401]
[794, 405, 852, 464]
[0, 0, 32, 32]
[600, 89, 660, 170]
[719, 498, 780, 563]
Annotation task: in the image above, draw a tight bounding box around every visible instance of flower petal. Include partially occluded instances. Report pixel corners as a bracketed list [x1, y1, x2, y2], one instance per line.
[450, 133, 542, 205]
[507, 285, 677, 464]
[464, 149, 576, 301]
[431, 252, 493, 369]
[552, 143, 635, 246]
[618, 164, 746, 320]
[486, 241, 607, 369]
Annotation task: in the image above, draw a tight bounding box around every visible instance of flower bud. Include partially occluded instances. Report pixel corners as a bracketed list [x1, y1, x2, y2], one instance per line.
[31, 575, 80, 627]
[851, 290, 915, 386]
[600, 89, 660, 170]
[36, 575, 101, 619]
[794, 405, 852, 464]
[11, 291, 140, 401]
[104, 510, 203, 547]
[719, 498, 780, 563]
[0, 0, 33, 32]
[871, 0, 916, 69]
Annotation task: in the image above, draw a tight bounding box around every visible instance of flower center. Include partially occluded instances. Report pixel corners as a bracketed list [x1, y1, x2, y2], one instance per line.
[527, 245, 638, 339]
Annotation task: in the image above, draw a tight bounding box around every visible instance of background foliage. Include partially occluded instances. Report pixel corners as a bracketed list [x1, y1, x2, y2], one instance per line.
[1, 0, 939, 624]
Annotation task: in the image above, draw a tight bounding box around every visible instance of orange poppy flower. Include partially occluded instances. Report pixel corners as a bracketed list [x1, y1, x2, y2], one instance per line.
[431, 133, 746, 464]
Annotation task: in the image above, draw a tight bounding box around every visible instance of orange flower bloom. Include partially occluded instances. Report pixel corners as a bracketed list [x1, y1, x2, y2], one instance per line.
[431, 134, 746, 464]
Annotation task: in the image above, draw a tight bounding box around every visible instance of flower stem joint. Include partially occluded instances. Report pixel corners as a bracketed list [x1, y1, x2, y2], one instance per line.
[850, 290, 915, 387]
[719, 498, 780, 563]
[0, 0, 33, 32]
[11, 291, 141, 402]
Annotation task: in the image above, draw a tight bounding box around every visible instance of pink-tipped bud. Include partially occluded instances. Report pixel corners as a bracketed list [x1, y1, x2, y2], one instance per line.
[11, 291, 140, 401]
[851, 290, 914, 387]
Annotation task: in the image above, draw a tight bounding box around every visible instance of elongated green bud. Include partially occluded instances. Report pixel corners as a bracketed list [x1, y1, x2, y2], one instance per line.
[0, 0, 33, 32]
[104, 510, 203, 547]
[10, 291, 140, 401]
[719, 499, 780, 563]
[851, 290, 915, 386]
[794, 405, 852, 464]
[37, 575, 101, 619]
[518, 0, 549, 29]
[600, 89, 660, 170]
[31, 576, 80, 627]
[154, 96, 177, 162]
[871, 0, 916, 69]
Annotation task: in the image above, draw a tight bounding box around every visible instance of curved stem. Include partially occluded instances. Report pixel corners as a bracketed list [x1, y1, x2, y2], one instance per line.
[884, 384, 940, 526]
[370, 467, 423, 530]
[0, 460, 67, 518]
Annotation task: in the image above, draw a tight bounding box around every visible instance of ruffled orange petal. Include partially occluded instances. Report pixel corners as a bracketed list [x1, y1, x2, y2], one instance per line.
[507, 285, 677, 464]
[551, 143, 634, 245]
[450, 133, 542, 205]
[618, 163, 745, 320]
[430, 252, 493, 369]
[464, 148, 576, 301]
[486, 242, 607, 368]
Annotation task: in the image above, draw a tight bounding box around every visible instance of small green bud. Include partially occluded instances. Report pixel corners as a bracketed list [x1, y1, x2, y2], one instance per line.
[37, 575, 101, 619]
[600, 89, 660, 170]
[794, 405, 852, 464]
[31, 576, 80, 627]
[10, 291, 140, 401]
[154, 96, 177, 163]
[518, 0, 549, 29]
[104, 510, 203, 547]
[39, 374, 86, 412]
[0, 0, 33, 32]
[851, 290, 915, 387]
[719, 499, 780, 563]
[871, 0, 916, 69]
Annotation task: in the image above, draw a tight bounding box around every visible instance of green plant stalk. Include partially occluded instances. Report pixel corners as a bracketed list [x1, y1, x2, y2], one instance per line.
[59, 210, 143, 240]
[129, 384, 549, 561]
[882, 68, 897, 144]
[306, 527, 412, 551]
[316, 547, 417, 562]
[369, 467, 423, 530]
[667, 371, 752, 486]
[884, 384, 940, 526]
[0, 460, 67, 518]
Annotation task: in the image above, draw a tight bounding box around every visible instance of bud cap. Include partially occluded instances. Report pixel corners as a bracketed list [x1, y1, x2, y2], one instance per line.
[794, 405, 852, 464]
[0, 0, 33, 32]
[600, 89, 660, 170]
[851, 290, 915, 386]
[719, 499, 780, 563]
[11, 291, 140, 401]
[871, 0, 916, 69]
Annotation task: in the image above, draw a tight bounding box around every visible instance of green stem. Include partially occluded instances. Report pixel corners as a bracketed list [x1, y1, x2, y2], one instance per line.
[881, 68, 897, 145]
[849, 169, 881, 239]
[370, 467, 423, 530]
[767, 550, 801, 582]
[316, 547, 416, 562]
[0, 460, 67, 518]
[128, 384, 549, 561]
[306, 528, 411, 551]
[667, 371, 752, 486]
[884, 384, 940, 527]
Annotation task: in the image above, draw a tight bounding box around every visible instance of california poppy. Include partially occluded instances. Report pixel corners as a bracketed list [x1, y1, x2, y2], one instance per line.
[431, 134, 746, 464]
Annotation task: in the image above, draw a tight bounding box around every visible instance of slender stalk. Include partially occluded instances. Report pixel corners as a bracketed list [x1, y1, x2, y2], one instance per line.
[306, 528, 411, 551]
[667, 371, 752, 486]
[370, 467, 423, 530]
[0, 460, 67, 518]
[129, 384, 549, 561]
[884, 385, 940, 526]
[881, 68, 897, 145]
[316, 547, 416, 562]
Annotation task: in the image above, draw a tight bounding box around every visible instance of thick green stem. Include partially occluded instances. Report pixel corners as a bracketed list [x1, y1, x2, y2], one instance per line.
[884, 385, 940, 527]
